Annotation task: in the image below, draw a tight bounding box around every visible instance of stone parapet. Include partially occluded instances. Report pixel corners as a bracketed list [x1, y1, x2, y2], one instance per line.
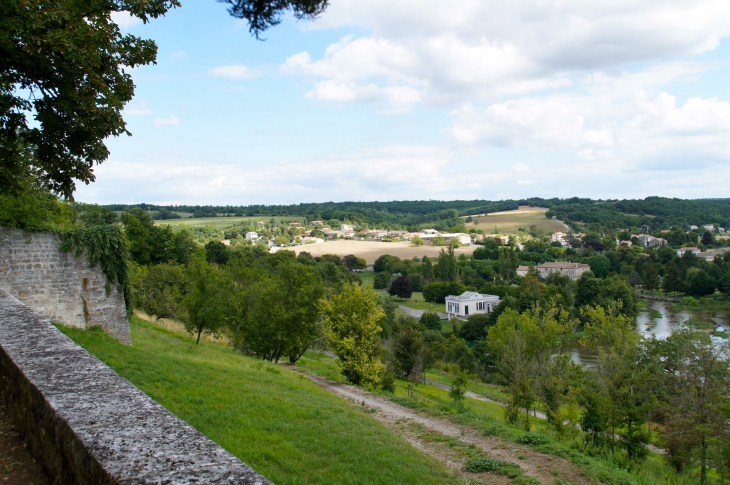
[0, 290, 272, 485]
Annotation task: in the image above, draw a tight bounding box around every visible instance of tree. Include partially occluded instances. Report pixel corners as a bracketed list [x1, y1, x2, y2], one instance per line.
[642, 261, 660, 291]
[205, 240, 230, 265]
[498, 247, 518, 280]
[663, 258, 687, 294]
[420, 311, 442, 331]
[320, 285, 384, 387]
[701, 231, 714, 246]
[588, 254, 611, 278]
[411, 235, 424, 247]
[393, 325, 425, 377]
[649, 331, 730, 483]
[183, 257, 227, 344]
[436, 246, 457, 282]
[687, 270, 716, 297]
[421, 256, 434, 282]
[1, 0, 328, 197]
[241, 262, 325, 363]
[432, 235, 446, 246]
[388, 274, 413, 300]
[373, 271, 392, 289]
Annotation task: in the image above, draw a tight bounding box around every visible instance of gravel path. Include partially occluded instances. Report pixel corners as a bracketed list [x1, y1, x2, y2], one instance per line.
[397, 305, 448, 320]
[301, 372, 592, 484]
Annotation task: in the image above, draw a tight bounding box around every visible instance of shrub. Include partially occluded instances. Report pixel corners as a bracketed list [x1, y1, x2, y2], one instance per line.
[464, 456, 522, 478]
[380, 372, 396, 392]
[374, 271, 391, 289]
[518, 432, 551, 446]
[420, 311, 442, 331]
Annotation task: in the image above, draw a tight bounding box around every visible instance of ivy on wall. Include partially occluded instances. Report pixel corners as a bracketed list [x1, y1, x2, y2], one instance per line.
[60, 225, 131, 315]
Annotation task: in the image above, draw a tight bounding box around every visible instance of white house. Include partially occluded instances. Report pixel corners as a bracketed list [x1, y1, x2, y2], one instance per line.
[442, 233, 472, 245]
[516, 265, 531, 276]
[421, 229, 439, 235]
[245, 231, 259, 241]
[703, 225, 715, 231]
[677, 247, 701, 257]
[535, 262, 590, 280]
[445, 291, 500, 318]
[341, 224, 355, 232]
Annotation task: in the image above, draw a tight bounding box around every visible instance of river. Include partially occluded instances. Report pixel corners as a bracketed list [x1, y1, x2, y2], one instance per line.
[568, 299, 730, 366]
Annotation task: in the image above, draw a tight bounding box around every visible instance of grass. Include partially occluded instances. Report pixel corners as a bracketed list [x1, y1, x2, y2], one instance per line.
[58, 317, 461, 485]
[361, 271, 445, 313]
[425, 369, 510, 404]
[155, 216, 305, 229]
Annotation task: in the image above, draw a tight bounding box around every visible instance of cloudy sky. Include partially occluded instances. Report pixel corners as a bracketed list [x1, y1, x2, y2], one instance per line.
[76, 0, 730, 205]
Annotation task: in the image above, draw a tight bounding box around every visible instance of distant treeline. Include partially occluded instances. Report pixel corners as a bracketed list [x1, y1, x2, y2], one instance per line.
[106, 197, 730, 232]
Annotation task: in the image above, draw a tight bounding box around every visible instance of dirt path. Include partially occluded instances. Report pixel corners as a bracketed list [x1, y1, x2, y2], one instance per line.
[301, 372, 591, 485]
[0, 404, 49, 485]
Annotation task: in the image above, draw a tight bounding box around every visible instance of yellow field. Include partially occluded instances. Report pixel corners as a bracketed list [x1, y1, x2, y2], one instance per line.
[289, 240, 476, 265]
[465, 206, 566, 234]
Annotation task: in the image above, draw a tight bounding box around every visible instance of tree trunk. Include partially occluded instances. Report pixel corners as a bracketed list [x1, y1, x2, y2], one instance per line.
[196, 325, 203, 345]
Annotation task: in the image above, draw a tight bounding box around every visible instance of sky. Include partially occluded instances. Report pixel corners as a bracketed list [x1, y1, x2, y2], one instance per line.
[75, 0, 730, 205]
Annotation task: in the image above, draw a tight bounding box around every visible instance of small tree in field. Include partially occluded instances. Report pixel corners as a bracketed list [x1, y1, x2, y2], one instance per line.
[388, 274, 412, 300]
[411, 235, 424, 247]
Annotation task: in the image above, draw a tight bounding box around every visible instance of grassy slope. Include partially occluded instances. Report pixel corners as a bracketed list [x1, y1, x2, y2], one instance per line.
[59, 318, 460, 485]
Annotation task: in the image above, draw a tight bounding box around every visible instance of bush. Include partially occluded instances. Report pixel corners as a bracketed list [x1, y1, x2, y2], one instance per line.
[380, 372, 396, 392]
[420, 311, 442, 331]
[464, 456, 522, 478]
[408, 273, 424, 292]
[518, 432, 551, 446]
[374, 271, 392, 289]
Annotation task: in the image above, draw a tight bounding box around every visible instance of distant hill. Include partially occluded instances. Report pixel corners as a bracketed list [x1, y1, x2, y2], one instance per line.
[107, 197, 730, 233]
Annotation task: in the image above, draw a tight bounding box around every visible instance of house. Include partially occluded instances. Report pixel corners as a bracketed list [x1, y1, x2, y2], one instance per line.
[311, 220, 324, 225]
[245, 231, 259, 241]
[301, 237, 324, 244]
[421, 229, 439, 235]
[690, 225, 699, 230]
[289, 222, 301, 227]
[442, 233, 472, 245]
[257, 221, 265, 228]
[636, 234, 668, 247]
[445, 291, 501, 318]
[648, 238, 667, 247]
[703, 225, 714, 231]
[551, 232, 566, 243]
[516, 265, 531, 277]
[341, 224, 355, 232]
[619, 240, 633, 247]
[535, 262, 590, 280]
[677, 247, 701, 257]
[697, 247, 729, 261]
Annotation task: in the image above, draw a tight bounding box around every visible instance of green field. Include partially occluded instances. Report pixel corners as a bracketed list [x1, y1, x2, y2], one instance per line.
[155, 216, 305, 229]
[467, 207, 566, 234]
[59, 318, 458, 485]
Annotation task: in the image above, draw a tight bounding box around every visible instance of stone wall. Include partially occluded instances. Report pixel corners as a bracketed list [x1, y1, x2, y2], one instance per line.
[0, 290, 273, 485]
[0, 228, 130, 343]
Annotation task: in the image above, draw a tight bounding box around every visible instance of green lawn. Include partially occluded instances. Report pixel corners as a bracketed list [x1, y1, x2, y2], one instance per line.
[58, 318, 460, 485]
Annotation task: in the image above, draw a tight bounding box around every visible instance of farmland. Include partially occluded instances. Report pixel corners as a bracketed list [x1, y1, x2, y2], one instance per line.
[154, 216, 304, 228]
[465, 206, 567, 234]
[291, 240, 476, 265]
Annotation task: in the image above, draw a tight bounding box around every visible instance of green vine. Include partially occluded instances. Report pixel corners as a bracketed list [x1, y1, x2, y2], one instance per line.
[59, 224, 132, 316]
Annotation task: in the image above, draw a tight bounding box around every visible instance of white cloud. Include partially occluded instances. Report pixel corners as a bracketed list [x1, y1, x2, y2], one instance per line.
[513, 163, 529, 172]
[209, 64, 260, 80]
[110, 11, 141, 30]
[153, 115, 181, 126]
[282, 1, 730, 110]
[124, 100, 152, 116]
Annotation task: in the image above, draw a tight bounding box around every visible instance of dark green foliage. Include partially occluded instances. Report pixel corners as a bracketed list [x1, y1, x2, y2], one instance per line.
[374, 254, 392, 272]
[408, 273, 424, 292]
[588, 254, 610, 278]
[687, 270, 716, 297]
[421, 256, 434, 282]
[0, 0, 180, 197]
[0, 180, 69, 230]
[380, 371, 396, 392]
[219, 0, 329, 37]
[205, 240, 230, 265]
[449, 372, 467, 410]
[701, 231, 714, 246]
[374, 271, 392, 289]
[131, 263, 187, 320]
[393, 325, 425, 376]
[60, 224, 131, 314]
[420, 311, 442, 331]
[423, 282, 471, 303]
[79, 204, 119, 225]
[457, 314, 490, 341]
[121, 208, 195, 266]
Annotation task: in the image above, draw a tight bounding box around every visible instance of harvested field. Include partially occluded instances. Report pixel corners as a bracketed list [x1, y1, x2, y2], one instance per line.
[466, 206, 567, 234]
[289, 240, 475, 265]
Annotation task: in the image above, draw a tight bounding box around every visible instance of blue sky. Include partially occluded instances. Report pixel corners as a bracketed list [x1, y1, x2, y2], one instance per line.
[76, 1, 730, 205]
